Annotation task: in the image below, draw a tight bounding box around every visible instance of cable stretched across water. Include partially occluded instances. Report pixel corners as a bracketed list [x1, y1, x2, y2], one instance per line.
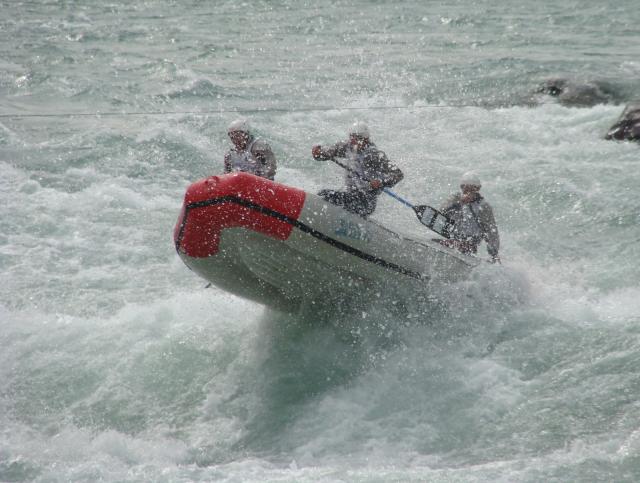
[0, 100, 552, 119]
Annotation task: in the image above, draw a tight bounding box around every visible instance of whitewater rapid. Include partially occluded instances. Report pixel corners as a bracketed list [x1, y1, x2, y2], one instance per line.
[2, 0, 640, 481]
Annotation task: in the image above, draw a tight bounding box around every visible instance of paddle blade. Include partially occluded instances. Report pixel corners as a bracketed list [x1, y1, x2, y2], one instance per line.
[415, 205, 454, 238]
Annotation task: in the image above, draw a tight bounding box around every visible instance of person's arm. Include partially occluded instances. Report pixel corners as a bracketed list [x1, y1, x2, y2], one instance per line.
[377, 151, 404, 188]
[223, 151, 232, 173]
[312, 141, 348, 161]
[479, 202, 500, 259]
[252, 141, 277, 180]
[440, 195, 459, 219]
[361, 149, 403, 190]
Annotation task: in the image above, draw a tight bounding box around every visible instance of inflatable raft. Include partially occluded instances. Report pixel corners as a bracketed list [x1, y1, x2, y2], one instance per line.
[174, 173, 479, 312]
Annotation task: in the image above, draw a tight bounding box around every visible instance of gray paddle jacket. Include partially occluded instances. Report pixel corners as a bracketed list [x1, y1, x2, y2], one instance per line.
[440, 193, 500, 256]
[314, 140, 403, 195]
[224, 135, 277, 180]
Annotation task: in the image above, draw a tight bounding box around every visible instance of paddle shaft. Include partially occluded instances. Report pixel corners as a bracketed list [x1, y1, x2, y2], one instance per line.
[323, 157, 456, 238]
[328, 158, 413, 208]
[326, 157, 450, 230]
[324, 158, 501, 260]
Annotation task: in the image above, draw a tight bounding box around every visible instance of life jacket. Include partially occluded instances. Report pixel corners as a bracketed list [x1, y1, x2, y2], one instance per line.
[450, 198, 484, 245]
[227, 137, 264, 176]
[344, 145, 370, 191]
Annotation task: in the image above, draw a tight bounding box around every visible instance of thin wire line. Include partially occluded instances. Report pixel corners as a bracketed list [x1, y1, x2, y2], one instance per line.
[0, 101, 546, 119]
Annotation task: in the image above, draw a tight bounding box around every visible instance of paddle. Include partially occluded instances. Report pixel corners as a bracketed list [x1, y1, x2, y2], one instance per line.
[326, 158, 454, 239]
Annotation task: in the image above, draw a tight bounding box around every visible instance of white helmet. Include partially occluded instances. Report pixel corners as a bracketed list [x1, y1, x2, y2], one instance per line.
[348, 121, 370, 139]
[460, 171, 481, 188]
[227, 118, 250, 134]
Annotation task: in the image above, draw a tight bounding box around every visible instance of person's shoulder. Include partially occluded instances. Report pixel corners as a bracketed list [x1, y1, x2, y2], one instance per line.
[326, 140, 349, 155]
[365, 142, 387, 157]
[251, 138, 272, 151]
[476, 197, 495, 214]
[365, 141, 381, 152]
[442, 193, 461, 208]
